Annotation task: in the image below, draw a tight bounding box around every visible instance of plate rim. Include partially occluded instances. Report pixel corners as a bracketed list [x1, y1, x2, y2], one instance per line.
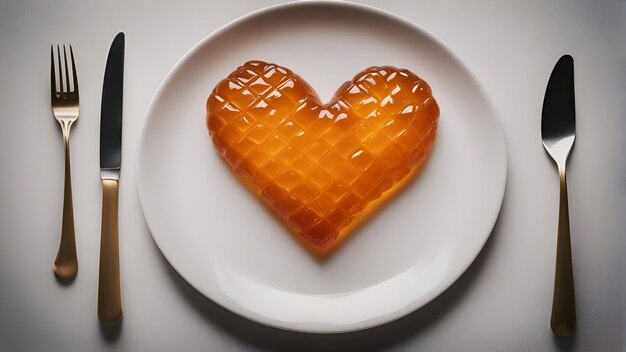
[135, 0, 508, 333]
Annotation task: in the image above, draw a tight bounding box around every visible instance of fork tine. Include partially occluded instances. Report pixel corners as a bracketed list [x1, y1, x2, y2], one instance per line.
[70, 45, 78, 97]
[51, 46, 57, 101]
[57, 45, 64, 96]
[63, 45, 70, 94]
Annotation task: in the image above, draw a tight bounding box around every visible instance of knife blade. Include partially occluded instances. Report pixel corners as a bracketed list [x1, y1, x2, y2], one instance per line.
[98, 32, 124, 324]
[542, 55, 576, 144]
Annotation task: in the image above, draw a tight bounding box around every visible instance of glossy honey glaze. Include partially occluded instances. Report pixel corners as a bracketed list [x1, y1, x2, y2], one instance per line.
[207, 61, 439, 256]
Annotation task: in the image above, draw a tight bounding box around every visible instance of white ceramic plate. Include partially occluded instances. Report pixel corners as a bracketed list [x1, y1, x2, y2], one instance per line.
[136, 1, 506, 333]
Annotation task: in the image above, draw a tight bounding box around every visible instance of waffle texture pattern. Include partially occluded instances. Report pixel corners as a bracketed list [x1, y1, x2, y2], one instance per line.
[207, 61, 439, 251]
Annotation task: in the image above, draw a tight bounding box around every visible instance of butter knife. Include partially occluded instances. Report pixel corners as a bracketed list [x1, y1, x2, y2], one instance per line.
[541, 54, 576, 336]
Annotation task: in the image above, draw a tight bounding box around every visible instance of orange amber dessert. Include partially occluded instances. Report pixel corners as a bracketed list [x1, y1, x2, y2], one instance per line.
[206, 61, 439, 256]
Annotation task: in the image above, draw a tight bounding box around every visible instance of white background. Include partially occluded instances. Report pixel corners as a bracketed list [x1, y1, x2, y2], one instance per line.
[0, 0, 624, 351]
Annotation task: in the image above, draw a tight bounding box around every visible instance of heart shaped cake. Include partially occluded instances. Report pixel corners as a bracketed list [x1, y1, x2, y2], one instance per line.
[206, 61, 439, 256]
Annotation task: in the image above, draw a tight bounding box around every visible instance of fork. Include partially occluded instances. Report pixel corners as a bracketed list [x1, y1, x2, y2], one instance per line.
[51, 45, 79, 280]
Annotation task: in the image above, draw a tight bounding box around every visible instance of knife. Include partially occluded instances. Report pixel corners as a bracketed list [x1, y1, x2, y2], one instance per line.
[541, 55, 576, 336]
[98, 32, 124, 324]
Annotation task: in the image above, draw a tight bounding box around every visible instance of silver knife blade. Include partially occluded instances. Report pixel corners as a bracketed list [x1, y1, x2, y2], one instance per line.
[541, 54, 576, 142]
[100, 32, 125, 171]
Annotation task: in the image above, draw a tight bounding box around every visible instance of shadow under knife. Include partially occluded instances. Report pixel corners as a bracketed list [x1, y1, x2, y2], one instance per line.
[99, 319, 123, 343]
[551, 330, 577, 352]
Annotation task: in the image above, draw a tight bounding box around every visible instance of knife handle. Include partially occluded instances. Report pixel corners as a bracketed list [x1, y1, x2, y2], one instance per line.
[98, 178, 123, 324]
[550, 169, 576, 336]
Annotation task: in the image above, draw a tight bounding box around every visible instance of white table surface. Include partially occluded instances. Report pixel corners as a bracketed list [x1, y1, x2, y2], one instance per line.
[1, 0, 624, 351]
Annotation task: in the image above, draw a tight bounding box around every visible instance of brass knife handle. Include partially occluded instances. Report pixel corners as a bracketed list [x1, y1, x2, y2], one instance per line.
[98, 178, 122, 324]
[53, 129, 78, 279]
[550, 169, 576, 336]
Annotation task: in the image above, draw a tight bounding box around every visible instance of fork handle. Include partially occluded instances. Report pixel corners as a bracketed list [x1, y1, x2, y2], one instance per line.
[98, 177, 122, 324]
[551, 169, 576, 336]
[53, 126, 78, 280]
